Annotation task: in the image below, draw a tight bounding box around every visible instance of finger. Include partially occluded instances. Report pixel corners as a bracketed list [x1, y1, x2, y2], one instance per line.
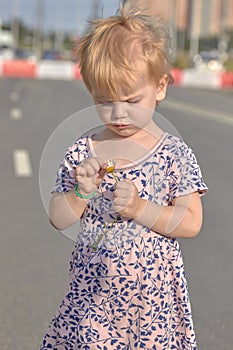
[115, 180, 133, 191]
[95, 157, 106, 168]
[114, 197, 129, 207]
[115, 182, 133, 197]
[75, 166, 87, 178]
[99, 163, 108, 178]
[113, 202, 129, 214]
[114, 188, 129, 199]
[87, 157, 105, 171]
[113, 205, 124, 214]
[86, 157, 106, 175]
[113, 201, 124, 213]
[82, 162, 97, 177]
[101, 162, 108, 171]
[124, 178, 133, 183]
[119, 178, 133, 185]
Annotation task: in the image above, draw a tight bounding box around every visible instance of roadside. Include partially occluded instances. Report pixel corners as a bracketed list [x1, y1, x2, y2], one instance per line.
[0, 59, 233, 89]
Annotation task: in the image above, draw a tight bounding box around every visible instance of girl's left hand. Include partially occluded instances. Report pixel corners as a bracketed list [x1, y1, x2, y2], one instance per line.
[113, 179, 145, 219]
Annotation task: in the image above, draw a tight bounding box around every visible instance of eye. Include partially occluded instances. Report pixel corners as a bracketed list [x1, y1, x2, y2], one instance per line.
[97, 101, 112, 106]
[96, 101, 114, 111]
[127, 99, 141, 104]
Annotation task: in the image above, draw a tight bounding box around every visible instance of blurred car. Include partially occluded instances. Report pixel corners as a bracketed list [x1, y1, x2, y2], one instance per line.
[14, 48, 37, 61]
[41, 50, 64, 61]
[0, 30, 15, 60]
[193, 51, 224, 71]
[0, 45, 14, 60]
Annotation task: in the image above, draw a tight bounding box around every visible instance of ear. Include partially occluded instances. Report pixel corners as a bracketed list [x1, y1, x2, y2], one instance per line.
[156, 74, 169, 102]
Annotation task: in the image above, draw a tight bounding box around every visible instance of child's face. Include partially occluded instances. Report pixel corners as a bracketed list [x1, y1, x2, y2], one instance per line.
[93, 75, 168, 138]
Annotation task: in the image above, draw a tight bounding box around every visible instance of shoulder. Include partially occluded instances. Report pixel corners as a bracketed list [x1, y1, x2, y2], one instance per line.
[159, 133, 197, 160]
[64, 134, 93, 163]
[66, 134, 91, 153]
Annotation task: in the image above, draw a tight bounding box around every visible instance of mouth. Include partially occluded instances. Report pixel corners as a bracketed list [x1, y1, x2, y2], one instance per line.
[112, 124, 130, 129]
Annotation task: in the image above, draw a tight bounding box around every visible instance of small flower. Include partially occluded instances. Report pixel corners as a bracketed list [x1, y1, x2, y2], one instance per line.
[106, 159, 115, 173]
[106, 159, 119, 182]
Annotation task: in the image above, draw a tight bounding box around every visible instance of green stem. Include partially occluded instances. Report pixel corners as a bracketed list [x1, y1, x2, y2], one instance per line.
[112, 172, 119, 182]
[90, 233, 104, 251]
[90, 170, 120, 251]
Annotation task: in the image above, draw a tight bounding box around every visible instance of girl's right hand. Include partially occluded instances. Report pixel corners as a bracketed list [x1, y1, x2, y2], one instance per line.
[75, 157, 106, 196]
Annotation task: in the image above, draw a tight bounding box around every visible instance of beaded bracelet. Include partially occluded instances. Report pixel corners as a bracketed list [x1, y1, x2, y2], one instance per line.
[74, 183, 96, 199]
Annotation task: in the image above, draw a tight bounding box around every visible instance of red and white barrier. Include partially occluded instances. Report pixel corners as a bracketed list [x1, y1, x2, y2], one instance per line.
[1, 59, 37, 78]
[180, 68, 222, 89]
[0, 60, 232, 89]
[0, 59, 82, 81]
[37, 61, 74, 80]
[221, 71, 233, 88]
[171, 67, 233, 89]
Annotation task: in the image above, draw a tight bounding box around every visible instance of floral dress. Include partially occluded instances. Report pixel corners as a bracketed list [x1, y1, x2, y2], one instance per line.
[40, 132, 208, 350]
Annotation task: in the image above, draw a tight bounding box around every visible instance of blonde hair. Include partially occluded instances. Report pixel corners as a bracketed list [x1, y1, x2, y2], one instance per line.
[75, 4, 174, 99]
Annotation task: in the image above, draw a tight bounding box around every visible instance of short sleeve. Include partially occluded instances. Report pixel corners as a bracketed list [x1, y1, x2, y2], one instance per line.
[51, 137, 89, 193]
[169, 139, 208, 200]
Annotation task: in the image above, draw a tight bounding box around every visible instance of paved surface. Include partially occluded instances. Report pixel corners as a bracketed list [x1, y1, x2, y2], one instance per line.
[0, 78, 232, 350]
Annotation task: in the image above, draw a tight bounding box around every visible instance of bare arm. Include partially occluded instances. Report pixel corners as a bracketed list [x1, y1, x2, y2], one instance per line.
[135, 191, 203, 238]
[49, 191, 88, 230]
[113, 180, 204, 238]
[49, 157, 106, 231]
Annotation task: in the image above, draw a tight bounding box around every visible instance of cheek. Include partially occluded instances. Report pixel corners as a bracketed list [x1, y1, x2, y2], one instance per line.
[128, 105, 153, 127]
[95, 105, 113, 124]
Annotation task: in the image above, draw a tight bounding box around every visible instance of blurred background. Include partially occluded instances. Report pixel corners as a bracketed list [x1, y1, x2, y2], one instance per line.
[0, 0, 121, 61]
[0, 0, 233, 70]
[0, 0, 233, 69]
[0, 1, 233, 350]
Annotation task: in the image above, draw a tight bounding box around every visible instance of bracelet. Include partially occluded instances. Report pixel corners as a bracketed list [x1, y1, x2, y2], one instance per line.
[74, 183, 96, 199]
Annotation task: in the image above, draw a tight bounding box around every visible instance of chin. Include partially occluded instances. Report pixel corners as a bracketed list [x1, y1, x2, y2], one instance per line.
[106, 124, 140, 137]
[115, 129, 138, 137]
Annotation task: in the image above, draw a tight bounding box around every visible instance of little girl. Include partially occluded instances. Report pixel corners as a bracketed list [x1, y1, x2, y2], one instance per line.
[40, 5, 208, 350]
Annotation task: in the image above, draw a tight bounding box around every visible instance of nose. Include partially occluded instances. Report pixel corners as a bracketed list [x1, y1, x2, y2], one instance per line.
[111, 102, 128, 120]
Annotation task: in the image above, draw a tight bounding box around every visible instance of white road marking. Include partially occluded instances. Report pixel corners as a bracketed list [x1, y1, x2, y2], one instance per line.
[13, 150, 32, 177]
[10, 108, 22, 120]
[10, 92, 19, 102]
[163, 98, 233, 127]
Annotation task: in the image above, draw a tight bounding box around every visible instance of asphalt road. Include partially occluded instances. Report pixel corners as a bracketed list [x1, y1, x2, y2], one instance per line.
[0, 78, 232, 350]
